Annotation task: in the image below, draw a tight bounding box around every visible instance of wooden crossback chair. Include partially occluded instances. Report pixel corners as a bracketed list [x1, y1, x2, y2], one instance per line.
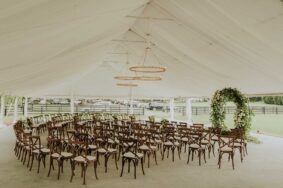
[218, 133, 237, 170]
[120, 137, 145, 179]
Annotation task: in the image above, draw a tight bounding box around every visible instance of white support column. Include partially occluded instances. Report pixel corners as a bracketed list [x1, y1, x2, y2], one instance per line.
[169, 98, 174, 121]
[186, 98, 193, 125]
[13, 97, 18, 123]
[24, 97, 28, 118]
[129, 88, 134, 114]
[0, 95, 5, 126]
[70, 97, 74, 114]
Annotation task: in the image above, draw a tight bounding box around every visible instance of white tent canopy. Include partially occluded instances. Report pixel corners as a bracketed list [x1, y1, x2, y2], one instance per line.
[1, 0, 283, 98]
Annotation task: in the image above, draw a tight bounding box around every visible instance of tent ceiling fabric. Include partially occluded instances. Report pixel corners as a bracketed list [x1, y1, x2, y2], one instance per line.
[0, 0, 283, 98]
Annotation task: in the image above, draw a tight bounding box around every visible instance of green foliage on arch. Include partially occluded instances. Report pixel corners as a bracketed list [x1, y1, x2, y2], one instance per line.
[210, 88, 253, 134]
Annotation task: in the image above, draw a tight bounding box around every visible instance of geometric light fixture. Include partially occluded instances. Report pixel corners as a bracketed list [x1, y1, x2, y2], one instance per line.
[134, 76, 162, 81]
[114, 76, 162, 81]
[116, 83, 138, 87]
[129, 66, 166, 73]
[128, 31, 166, 77]
[114, 76, 136, 80]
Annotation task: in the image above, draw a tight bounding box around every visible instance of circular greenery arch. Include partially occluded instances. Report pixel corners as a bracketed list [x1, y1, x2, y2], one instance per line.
[210, 87, 252, 133]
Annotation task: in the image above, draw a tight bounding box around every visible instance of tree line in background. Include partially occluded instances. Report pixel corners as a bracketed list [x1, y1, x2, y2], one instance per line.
[249, 96, 283, 105]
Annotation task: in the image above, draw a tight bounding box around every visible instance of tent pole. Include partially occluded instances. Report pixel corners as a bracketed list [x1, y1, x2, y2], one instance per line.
[169, 98, 174, 121]
[129, 88, 134, 114]
[0, 95, 5, 127]
[186, 98, 193, 126]
[70, 96, 74, 114]
[24, 97, 28, 118]
[13, 97, 18, 123]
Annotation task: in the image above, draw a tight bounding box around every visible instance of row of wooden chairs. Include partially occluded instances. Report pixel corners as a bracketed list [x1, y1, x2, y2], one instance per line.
[13, 115, 248, 184]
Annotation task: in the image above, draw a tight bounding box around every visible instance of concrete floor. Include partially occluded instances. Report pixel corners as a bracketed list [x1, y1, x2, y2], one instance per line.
[0, 125, 282, 188]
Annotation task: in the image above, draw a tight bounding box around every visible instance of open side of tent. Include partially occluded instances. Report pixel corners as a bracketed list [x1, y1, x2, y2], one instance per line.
[1, 0, 283, 98]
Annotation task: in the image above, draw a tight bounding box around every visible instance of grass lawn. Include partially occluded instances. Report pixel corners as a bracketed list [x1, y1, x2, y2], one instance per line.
[4, 102, 283, 138]
[145, 110, 283, 137]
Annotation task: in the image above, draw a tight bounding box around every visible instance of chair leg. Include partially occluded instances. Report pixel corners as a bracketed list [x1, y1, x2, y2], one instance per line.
[218, 153, 222, 169]
[83, 164, 87, 185]
[133, 160, 137, 179]
[208, 145, 211, 159]
[29, 154, 34, 171]
[104, 154, 109, 173]
[212, 144, 215, 156]
[128, 159, 130, 173]
[187, 149, 190, 164]
[70, 161, 75, 182]
[147, 152, 150, 168]
[42, 155, 46, 168]
[198, 151, 201, 166]
[37, 156, 41, 173]
[178, 147, 181, 160]
[57, 159, 61, 180]
[172, 148, 175, 162]
[94, 161, 98, 180]
[120, 158, 125, 177]
[240, 147, 243, 162]
[141, 158, 145, 175]
[154, 151, 158, 165]
[81, 163, 84, 178]
[26, 151, 31, 167]
[47, 157, 53, 177]
[231, 152, 235, 170]
[115, 153, 118, 170]
[23, 150, 27, 165]
[96, 153, 100, 165]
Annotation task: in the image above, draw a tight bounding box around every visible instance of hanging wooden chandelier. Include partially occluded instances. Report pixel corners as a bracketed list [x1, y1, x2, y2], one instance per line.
[129, 34, 166, 76]
[134, 76, 162, 81]
[129, 66, 166, 73]
[114, 76, 136, 80]
[114, 76, 162, 81]
[116, 83, 138, 87]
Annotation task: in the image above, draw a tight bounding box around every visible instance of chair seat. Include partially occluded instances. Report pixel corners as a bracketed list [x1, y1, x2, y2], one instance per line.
[88, 144, 97, 150]
[96, 138, 103, 142]
[61, 152, 73, 158]
[155, 139, 162, 144]
[189, 144, 202, 149]
[51, 153, 60, 158]
[181, 137, 189, 141]
[233, 143, 242, 147]
[123, 152, 143, 159]
[174, 142, 180, 146]
[150, 145, 157, 150]
[174, 136, 181, 140]
[74, 155, 96, 162]
[33, 148, 50, 154]
[108, 148, 117, 153]
[139, 145, 149, 150]
[24, 146, 31, 150]
[98, 148, 107, 153]
[164, 141, 173, 146]
[51, 152, 72, 158]
[123, 142, 133, 147]
[201, 140, 209, 144]
[220, 146, 233, 152]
